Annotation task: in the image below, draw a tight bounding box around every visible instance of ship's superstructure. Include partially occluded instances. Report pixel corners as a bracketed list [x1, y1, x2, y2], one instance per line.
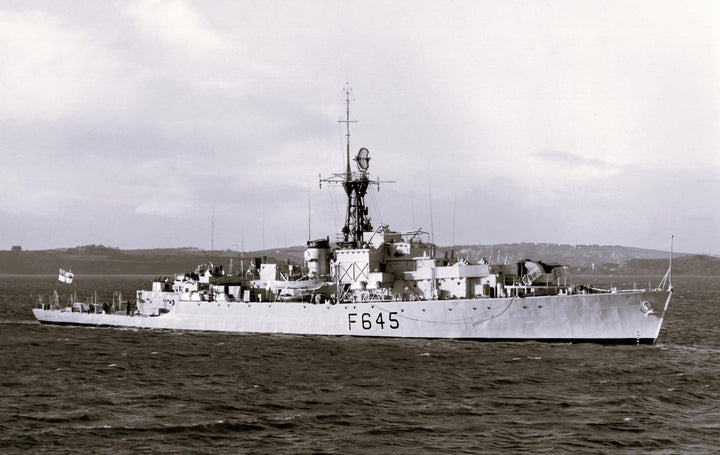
[33, 86, 673, 343]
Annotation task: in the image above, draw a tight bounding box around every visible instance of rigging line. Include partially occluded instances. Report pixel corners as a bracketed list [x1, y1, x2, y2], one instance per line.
[411, 199, 415, 230]
[452, 193, 456, 247]
[369, 189, 383, 225]
[336, 121, 346, 164]
[328, 187, 339, 232]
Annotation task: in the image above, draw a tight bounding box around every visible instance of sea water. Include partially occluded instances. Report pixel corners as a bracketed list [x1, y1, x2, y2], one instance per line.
[1, 275, 718, 454]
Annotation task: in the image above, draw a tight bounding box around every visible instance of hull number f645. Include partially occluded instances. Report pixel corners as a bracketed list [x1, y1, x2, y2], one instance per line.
[348, 312, 400, 331]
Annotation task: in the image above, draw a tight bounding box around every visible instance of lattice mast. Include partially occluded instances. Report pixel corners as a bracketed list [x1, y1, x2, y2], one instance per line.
[320, 84, 389, 247]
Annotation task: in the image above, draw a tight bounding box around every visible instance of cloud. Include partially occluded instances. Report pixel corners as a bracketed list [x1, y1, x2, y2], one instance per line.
[0, 1, 717, 255]
[126, 0, 230, 55]
[535, 151, 610, 169]
[0, 11, 110, 120]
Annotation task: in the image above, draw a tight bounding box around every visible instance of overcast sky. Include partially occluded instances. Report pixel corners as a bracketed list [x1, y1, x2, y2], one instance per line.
[1, 0, 718, 255]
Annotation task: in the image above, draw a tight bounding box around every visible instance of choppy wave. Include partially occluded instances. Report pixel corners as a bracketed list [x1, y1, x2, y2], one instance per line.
[1, 275, 719, 454]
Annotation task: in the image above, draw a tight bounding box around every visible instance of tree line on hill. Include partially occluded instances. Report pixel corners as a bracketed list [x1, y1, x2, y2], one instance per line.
[1, 243, 718, 275]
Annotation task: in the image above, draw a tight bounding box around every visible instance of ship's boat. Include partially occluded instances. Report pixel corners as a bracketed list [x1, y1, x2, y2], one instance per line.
[33, 86, 673, 343]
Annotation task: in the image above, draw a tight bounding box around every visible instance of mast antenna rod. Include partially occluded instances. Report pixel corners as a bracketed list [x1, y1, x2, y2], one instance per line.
[669, 234, 674, 290]
[429, 176, 435, 249]
[339, 83, 357, 180]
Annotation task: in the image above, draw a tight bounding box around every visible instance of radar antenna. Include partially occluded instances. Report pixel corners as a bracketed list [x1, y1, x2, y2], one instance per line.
[320, 84, 393, 247]
[338, 83, 357, 181]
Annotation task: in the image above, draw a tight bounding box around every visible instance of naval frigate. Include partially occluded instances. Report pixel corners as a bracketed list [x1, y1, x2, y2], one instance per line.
[33, 86, 673, 343]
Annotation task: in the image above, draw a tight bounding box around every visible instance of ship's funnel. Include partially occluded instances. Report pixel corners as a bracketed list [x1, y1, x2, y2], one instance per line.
[305, 238, 331, 276]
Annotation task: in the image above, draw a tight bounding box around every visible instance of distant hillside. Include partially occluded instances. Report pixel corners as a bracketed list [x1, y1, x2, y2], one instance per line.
[0, 244, 304, 275]
[436, 243, 719, 275]
[437, 243, 673, 268]
[1, 243, 717, 275]
[619, 255, 720, 275]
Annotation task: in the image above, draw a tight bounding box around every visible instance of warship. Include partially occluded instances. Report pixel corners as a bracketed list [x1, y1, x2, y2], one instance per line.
[34, 87, 673, 344]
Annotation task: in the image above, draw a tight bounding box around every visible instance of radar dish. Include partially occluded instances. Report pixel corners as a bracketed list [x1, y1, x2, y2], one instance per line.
[356, 148, 370, 171]
[522, 261, 544, 285]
